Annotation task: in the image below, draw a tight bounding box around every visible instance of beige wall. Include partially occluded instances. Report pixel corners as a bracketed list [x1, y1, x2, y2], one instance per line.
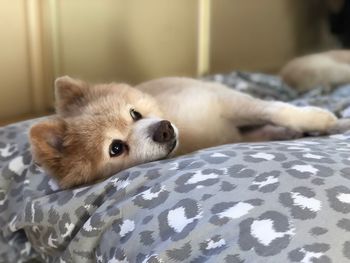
[0, 0, 336, 122]
[210, 0, 326, 73]
[0, 1, 32, 119]
[55, 0, 198, 84]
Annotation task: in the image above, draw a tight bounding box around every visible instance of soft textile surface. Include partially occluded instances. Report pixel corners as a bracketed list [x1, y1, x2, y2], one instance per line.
[1, 72, 350, 262]
[205, 71, 350, 118]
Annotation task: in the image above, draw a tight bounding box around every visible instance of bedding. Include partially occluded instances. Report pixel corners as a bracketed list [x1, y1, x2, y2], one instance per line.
[204, 71, 350, 118]
[2, 72, 350, 262]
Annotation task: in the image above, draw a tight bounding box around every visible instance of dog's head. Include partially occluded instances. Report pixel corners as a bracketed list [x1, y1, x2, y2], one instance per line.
[30, 76, 178, 188]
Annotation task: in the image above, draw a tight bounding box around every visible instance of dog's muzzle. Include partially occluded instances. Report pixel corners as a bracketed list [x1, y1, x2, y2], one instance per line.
[147, 120, 178, 158]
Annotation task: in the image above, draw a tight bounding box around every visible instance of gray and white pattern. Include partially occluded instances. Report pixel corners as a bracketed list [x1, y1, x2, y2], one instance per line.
[1, 119, 350, 262]
[205, 71, 350, 118]
[2, 72, 350, 262]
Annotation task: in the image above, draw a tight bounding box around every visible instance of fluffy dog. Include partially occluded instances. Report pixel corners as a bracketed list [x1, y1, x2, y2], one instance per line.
[30, 76, 339, 188]
[281, 50, 350, 91]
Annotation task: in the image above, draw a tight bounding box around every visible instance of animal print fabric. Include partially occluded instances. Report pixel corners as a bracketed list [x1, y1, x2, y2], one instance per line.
[2, 119, 350, 262]
[2, 71, 350, 263]
[204, 71, 350, 118]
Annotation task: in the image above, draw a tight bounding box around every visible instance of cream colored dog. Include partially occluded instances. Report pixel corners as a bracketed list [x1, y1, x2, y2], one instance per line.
[281, 50, 350, 91]
[30, 76, 338, 188]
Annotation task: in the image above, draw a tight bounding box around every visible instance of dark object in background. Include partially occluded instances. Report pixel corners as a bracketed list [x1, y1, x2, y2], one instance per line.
[328, 0, 350, 47]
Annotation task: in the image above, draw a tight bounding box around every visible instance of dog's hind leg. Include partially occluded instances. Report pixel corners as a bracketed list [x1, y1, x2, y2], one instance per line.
[240, 125, 303, 142]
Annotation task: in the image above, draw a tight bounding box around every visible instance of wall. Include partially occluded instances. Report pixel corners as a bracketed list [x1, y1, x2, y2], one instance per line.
[0, 1, 33, 119]
[0, 0, 335, 122]
[54, 0, 198, 84]
[210, 0, 326, 73]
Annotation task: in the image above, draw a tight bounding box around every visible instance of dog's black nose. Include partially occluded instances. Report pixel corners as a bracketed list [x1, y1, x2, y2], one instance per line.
[153, 120, 175, 143]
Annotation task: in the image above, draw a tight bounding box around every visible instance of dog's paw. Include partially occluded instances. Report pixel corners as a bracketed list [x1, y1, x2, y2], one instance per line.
[297, 107, 337, 132]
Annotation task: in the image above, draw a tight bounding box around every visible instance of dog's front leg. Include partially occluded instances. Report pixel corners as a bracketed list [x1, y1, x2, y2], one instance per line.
[262, 101, 338, 132]
[220, 91, 337, 133]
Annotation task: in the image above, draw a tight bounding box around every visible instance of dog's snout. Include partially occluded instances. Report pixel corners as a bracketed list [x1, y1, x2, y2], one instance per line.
[152, 120, 175, 143]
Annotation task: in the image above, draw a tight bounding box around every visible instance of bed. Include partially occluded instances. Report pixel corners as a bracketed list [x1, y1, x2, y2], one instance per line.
[1, 72, 350, 262]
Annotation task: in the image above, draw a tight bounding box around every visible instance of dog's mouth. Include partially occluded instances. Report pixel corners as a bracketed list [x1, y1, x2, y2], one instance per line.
[168, 139, 177, 155]
[156, 139, 177, 161]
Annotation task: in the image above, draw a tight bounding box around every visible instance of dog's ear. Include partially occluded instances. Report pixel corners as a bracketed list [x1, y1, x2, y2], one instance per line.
[29, 117, 66, 174]
[55, 76, 88, 116]
[29, 117, 96, 189]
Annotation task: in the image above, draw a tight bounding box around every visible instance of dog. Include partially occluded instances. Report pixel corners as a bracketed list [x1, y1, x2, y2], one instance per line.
[280, 50, 350, 91]
[29, 76, 339, 188]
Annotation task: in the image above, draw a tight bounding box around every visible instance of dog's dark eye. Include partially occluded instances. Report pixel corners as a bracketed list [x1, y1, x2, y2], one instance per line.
[109, 140, 125, 157]
[130, 109, 142, 121]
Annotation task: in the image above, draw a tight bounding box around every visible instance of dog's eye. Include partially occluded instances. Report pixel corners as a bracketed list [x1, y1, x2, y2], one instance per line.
[130, 108, 142, 121]
[109, 140, 125, 157]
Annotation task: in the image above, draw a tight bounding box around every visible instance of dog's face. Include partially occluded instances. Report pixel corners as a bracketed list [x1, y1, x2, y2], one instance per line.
[30, 76, 178, 188]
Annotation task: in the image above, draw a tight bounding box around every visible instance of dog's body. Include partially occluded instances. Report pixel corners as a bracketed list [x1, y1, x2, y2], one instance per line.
[137, 77, 337, 153]
[30, 76, 339, 188]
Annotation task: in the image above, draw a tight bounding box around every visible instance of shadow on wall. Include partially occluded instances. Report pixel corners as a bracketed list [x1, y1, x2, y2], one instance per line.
[328, 0, 350, 47]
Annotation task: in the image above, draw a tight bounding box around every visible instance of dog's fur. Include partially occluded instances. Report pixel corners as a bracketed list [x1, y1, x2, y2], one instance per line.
[30, 76, 339, 188]
[281, 50, 350, 91]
